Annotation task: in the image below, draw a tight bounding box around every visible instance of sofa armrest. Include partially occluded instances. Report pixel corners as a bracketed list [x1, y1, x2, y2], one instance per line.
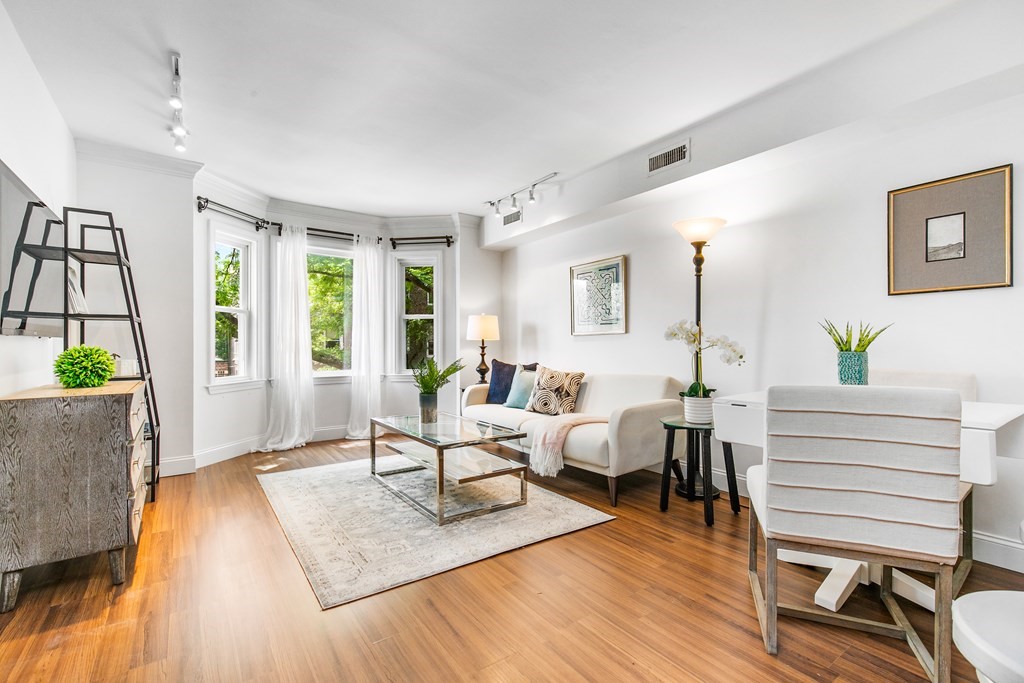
[462, 384, 489, 412]
[606, 399, 684, 477]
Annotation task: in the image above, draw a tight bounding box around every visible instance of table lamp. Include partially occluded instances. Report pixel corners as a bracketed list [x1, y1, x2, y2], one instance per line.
[466, 314, 500, 384]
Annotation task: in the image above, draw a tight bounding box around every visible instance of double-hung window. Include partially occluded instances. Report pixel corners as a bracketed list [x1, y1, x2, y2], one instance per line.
[307, 246, 354, 374]
[398, 258, 437, 371]
[212, 231, 256, 382]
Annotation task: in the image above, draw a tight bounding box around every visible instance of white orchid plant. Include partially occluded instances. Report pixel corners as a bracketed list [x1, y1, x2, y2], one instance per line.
[665, 319, 745, 398]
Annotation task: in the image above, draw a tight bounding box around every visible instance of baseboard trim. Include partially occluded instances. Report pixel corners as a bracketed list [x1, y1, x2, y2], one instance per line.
[974, 531, 1024, 573]
[313, 425, 347, 442]
[160, 455, 196, 476]
[195, 435, 262, 469]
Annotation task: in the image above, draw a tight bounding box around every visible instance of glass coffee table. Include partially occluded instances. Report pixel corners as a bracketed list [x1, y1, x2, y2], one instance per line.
[370, 413, 528, 525]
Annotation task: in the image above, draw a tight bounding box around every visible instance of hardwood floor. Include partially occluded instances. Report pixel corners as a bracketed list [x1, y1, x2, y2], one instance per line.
[1, 437, 1021, 682]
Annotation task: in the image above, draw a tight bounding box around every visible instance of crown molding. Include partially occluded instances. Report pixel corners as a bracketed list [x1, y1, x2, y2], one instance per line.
[75, 139, 204, 179]
[195, 170, 270, 212]
[266, 197, 386, 233]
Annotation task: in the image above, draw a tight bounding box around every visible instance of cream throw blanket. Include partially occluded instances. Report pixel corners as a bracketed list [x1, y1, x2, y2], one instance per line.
[529, 414, 609, 477]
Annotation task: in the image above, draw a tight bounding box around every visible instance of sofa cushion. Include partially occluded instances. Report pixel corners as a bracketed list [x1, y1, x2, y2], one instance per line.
[485, 360, 517, 404]
[504, 365, 537, 409]
[463, 404, 539, 430]
[526, 366, 585, 415]
[486, 360, 538, 404]
[519, 419, 609, 468]
[574, 374, 683, 415]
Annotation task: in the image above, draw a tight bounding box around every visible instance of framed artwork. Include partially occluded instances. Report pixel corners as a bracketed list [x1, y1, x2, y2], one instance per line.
[888, 164, 1012, 295]
[570, 255, 626, 335]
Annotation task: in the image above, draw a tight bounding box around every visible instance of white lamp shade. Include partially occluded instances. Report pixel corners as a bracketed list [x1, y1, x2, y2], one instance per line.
[672, 217, 726, 244]
[467, 314, 500, 341]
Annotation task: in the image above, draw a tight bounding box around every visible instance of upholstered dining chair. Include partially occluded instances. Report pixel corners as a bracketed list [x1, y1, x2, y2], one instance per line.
[747, 385, 962, 683]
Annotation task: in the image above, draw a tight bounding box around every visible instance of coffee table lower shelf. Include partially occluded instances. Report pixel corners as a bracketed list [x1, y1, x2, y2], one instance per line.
[374, 440, 528, 526]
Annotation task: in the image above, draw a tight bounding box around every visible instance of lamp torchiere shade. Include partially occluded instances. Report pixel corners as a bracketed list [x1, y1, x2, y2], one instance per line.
[467, 314, 500, 384]
[672, 217, 726, 245]
[466, 314, 500, 342]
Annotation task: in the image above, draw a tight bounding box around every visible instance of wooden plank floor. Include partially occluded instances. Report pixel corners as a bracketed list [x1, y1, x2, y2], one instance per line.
[1, 437, 1021, 682]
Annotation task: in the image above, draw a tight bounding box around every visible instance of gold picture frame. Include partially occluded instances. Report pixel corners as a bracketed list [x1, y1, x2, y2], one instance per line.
[888, 165, 1012, 295]
[570, 255, 626, 335]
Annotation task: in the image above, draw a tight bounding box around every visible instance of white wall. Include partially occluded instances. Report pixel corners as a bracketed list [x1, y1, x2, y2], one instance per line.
[0, 2, 76, 396]
[502, 92, 1024, 571]
[456, 217, 504, 391]
[76, 142, 202, 475]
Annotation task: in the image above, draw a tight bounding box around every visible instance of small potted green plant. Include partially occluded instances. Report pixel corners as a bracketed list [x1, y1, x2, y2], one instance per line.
[53, 345, 117, 389]
[412, 357, 466, 423]
[820, 320, 892, 385]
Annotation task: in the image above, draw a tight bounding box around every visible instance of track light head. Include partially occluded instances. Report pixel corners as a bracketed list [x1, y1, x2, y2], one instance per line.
[493, 200, 501, 216]
[172, 132, 187, 153]
[511, 195, 519, 211]
[528, 186, 537, 204]
[169, 77, 184, 110]
[171, 111, 188, 137]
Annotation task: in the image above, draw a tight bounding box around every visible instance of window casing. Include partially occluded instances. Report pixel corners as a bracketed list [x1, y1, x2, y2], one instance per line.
[211, 230, 257, 383]
[307, 244, 354, 376]
[394, 254, 440, 373]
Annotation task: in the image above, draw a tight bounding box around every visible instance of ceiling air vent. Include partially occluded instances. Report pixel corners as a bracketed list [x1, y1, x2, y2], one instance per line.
[503, 210, 522, 225]
[647, 137, 690, 176]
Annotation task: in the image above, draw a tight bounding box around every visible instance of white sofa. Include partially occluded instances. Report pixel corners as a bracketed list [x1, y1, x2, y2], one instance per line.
[461, 374, 685, 506]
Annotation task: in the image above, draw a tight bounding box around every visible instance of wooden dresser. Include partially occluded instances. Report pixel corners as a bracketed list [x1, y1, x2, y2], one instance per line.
[0, 382, 148, 612]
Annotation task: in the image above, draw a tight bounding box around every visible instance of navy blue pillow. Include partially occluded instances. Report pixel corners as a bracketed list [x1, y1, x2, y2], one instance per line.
[486, 360, 538, 404]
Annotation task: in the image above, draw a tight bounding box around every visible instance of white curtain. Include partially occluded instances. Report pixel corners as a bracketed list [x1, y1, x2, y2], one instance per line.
[259, 224, 315, 451]
[347, 234, 383, 439]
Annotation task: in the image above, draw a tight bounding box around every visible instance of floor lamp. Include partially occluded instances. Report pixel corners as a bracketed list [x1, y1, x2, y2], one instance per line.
[466, 314, 500, 384]
[672, 217, 727, 498]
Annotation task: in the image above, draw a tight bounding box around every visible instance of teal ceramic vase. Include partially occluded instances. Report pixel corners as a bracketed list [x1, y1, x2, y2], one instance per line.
[837, 351, 868, 385]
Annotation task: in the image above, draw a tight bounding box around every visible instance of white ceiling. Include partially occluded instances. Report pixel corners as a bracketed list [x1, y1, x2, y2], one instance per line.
[5, 0, 958, 216]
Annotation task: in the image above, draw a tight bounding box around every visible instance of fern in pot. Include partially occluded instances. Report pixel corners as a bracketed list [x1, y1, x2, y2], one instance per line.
[666, 320, 745, 424]
[412, 357, 465, 423]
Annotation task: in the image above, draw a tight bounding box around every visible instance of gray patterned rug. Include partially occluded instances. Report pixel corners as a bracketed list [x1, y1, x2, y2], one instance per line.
[258, 455, 614, 609]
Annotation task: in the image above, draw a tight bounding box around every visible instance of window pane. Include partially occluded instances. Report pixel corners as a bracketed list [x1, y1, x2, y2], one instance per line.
[214, 311, 245, 377]
[214, 244, 242, 307]
[308, 253, 353, 372]
[405, 318, 434, 369]
[404, 266, 434, 315]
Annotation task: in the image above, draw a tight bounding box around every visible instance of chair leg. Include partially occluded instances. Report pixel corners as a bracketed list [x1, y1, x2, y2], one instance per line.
[748, 503, 758, 573]
[606, 475, 619, 507]
[934, 565, 953, 683]
[765, 538, 779, 654]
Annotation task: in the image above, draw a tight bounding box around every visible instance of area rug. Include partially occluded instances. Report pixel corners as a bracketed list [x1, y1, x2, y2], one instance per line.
[257, 455, 614, 609]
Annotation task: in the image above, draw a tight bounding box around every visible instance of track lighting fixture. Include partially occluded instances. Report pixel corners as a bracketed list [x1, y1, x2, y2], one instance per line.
[167, 52, 191, 152]
[483, 172, 558, 220]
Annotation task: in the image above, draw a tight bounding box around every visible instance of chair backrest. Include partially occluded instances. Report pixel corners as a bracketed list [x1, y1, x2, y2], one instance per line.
[765, 385, 962, 564]
[870, 369, 977, 402]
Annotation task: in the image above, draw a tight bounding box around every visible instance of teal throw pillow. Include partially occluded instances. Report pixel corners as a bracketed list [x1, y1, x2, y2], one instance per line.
[503, 365, 537, 409]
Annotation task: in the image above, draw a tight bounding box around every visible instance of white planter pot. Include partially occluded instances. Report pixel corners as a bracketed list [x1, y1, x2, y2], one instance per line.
[683, 396, 714, 425]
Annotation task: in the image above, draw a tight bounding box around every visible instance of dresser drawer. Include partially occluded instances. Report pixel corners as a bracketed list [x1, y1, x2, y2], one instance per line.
[127, 436, 147, 493]
[128, 389, 146, 440]
[128, 479, 147, 545]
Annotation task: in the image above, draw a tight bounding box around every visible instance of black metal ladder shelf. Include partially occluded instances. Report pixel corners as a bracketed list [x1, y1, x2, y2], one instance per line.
[0, 205, 162, 500]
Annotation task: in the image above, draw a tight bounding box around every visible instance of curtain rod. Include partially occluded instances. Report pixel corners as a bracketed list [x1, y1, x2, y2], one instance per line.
[196, 196, 282, 231]
[197, 196, 450, 249]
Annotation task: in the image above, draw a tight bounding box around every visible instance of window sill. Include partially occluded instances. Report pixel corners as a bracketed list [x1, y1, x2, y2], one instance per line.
[314, 374, 352, 385]
[206, 378, 268, 395]
[385, 374, 416, 382]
